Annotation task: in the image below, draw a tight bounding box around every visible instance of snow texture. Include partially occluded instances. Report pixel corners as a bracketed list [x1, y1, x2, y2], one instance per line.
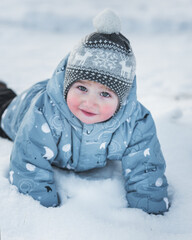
[0, 0, 192, 240]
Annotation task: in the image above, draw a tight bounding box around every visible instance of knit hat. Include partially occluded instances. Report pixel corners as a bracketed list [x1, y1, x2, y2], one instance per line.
[64, 9, 136, 108]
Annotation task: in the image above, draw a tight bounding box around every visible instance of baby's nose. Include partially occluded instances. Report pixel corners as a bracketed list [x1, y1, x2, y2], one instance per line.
[84, 95, 97, 107]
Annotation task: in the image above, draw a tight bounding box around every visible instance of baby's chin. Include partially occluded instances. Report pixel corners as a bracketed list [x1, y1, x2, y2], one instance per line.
[78, 115, 112, 125]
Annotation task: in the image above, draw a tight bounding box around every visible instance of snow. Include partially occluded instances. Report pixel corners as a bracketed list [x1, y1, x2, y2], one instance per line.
[0, 0, 192, 239]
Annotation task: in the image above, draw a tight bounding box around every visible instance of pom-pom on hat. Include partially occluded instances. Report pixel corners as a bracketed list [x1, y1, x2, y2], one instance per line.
[93, 9, 121, 34]
[64, 9, 136, 108]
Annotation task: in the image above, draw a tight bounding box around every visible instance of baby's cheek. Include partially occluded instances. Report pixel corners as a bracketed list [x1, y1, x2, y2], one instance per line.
[67, 92, 80, 106]
[67, 94, 80, 114]
[101, 104, 116, 117]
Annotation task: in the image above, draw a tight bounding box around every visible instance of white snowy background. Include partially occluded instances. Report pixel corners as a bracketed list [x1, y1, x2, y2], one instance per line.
[0, 0, 192, 239]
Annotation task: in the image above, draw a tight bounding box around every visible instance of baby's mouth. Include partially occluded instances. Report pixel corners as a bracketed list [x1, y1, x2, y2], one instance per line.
[80, 109, 97, 117]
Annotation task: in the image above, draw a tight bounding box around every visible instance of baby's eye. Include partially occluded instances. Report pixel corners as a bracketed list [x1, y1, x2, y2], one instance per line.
[100, 92, 111, 98]
[77, 86, 87, 92]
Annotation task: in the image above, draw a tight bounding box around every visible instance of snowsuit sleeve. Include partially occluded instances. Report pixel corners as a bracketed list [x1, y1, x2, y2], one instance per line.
[122, 103, 169, 214]
[9, 105, 59, 207]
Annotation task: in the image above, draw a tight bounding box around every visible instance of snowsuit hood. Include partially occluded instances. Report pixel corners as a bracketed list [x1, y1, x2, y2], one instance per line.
[1, 54, 169, 214]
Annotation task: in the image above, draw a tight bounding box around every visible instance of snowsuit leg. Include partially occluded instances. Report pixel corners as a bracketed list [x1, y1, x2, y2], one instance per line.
[0, 84, 17, 140]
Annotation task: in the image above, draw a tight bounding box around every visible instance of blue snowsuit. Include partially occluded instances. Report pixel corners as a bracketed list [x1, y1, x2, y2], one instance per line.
[1, 55, 169, 213]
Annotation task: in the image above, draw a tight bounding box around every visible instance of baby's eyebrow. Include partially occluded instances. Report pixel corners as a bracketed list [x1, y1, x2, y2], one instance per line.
[100, 85, 115, 93]
[75, 80, 84, 84]
[76, 80, 90, 85]
[103, 86, 113, 92]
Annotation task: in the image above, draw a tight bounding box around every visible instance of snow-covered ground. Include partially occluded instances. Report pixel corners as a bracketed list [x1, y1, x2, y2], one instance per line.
[0, 0, 192, 239]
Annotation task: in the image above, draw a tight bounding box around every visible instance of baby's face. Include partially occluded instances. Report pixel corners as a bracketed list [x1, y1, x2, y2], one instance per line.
[66, 80, 119, 124]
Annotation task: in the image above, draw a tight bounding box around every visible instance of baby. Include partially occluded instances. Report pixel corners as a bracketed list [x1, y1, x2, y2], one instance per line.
[0, 10, 169, 214]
